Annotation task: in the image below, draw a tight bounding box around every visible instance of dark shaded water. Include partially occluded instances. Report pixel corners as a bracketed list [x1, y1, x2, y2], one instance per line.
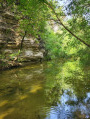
[0, 59, 90, 119]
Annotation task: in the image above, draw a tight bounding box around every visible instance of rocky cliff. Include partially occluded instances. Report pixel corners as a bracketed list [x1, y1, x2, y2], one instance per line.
[0, 9, 45, 70]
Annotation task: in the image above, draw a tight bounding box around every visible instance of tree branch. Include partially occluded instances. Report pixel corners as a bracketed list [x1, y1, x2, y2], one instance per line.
[45, 1, 90, 47]
[20, 31, 27, 50]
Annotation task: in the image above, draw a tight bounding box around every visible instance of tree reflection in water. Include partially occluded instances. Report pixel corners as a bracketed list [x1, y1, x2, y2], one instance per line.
[44, 60, 90, 119]
[0, 59, 90, 119]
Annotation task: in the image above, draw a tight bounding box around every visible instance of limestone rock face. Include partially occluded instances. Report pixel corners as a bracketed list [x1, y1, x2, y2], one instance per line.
[0, 9, 45, 70]
[18, 37, 45, 62]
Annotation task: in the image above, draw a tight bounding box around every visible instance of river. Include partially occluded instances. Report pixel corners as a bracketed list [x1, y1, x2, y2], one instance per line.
[0, 59, 90, 119]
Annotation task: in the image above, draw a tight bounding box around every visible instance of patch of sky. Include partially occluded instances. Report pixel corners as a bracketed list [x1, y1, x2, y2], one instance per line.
[56, 0, 72, 20]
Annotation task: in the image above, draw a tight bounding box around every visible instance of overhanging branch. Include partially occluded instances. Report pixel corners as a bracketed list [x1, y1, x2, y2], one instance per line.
[45, 1, 90, 47]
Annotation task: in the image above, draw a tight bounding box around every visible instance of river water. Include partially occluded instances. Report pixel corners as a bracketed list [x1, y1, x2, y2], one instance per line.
[0, 59, 90, 119]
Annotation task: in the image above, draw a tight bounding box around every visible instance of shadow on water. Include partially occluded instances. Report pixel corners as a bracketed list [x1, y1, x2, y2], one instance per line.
[0, 59, 90, 119]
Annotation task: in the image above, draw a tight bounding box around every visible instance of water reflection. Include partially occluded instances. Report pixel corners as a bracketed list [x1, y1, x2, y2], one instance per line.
[48, 90, 90, 119]
[0, 59, 90, 119]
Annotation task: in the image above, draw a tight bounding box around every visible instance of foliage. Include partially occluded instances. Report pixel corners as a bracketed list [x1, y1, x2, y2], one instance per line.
[41, 21, 90, 65]
[17, 0, 48, 37]
[41, 27, 67, 59]
[67, 0, 90, 18]
[0, 0, 90, 64]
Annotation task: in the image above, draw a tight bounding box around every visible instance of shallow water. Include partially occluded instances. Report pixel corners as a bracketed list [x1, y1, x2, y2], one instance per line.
[0, 59, 90, 119]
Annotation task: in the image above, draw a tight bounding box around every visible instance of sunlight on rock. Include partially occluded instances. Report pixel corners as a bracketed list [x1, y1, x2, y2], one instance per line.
[0, 100, 8, 107]
[30, 84, 42, 93]
[0, 108, 14, 119]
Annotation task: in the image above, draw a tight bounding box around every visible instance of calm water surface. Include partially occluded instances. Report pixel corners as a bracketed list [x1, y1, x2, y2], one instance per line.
[0, 59, 90, 119]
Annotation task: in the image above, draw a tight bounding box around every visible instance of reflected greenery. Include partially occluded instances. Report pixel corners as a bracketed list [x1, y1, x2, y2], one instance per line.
[0, 59, 90, 119]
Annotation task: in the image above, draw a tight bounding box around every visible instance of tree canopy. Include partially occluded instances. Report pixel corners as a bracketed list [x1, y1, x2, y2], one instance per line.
[0, 0, 90, 61]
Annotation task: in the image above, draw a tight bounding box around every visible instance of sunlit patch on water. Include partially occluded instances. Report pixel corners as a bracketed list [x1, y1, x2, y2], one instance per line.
[0, 100, 8, 107]
[30, 84, 42, 93]
[0, 108, 14, 119]
[19, 95, 28, 100]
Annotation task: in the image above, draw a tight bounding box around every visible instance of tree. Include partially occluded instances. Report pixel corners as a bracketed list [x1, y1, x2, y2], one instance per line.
[44, 0, 90, 47]
[0, 0, 90, 48]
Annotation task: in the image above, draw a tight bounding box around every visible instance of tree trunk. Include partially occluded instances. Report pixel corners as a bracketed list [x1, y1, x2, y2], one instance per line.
[20, 31, 27, 50]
